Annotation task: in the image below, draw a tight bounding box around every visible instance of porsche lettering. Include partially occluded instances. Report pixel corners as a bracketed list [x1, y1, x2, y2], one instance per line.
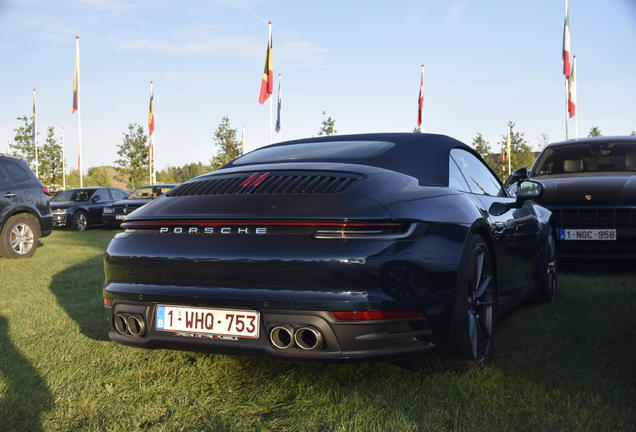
[159, 226, 267, 235]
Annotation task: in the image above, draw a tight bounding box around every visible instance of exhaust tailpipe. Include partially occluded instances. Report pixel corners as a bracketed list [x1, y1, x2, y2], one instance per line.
[269, 326, 293, 349]
[114, 313, 146, 337]
[294, 326, 323, 350]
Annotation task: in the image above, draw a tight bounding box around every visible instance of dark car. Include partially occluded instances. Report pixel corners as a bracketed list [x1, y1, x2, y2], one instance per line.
[0, 153, 53, 258]
[103, 184, 178, 229]
[50, 187, 129, 231]
[507, 136, 636, 258]
[103, 133, 556, 373]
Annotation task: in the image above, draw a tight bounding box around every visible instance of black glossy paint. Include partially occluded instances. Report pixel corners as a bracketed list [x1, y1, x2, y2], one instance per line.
[103, 133, 553, 364]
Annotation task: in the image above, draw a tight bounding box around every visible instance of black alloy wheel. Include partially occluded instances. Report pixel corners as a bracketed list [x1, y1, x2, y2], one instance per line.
[72, 211, 89, 231]
[409, 234, 496, 373]
[457, 235, 497, 367]
[535, 228, 557, 304]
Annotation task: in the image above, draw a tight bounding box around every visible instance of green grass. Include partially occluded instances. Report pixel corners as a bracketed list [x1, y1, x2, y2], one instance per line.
[1, 230, 635, 431]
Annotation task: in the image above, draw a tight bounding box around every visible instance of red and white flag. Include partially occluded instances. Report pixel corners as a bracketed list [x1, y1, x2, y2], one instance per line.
[568, 56, 577, 118]
[258, 21, 274, 104]
[562, 0, 571, 78]
[417, 65, 424, 127]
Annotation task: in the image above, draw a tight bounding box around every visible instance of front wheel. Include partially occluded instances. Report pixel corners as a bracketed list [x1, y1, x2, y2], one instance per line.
[0, 214, 40, 258]
[71, 211, 90, 231]
[410, 234, 497, 372]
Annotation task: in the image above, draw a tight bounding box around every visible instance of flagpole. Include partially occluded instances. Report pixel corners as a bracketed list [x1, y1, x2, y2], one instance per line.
[506, 123, 511, 176]
[241, 126, 245, 156]
[275, 74, 282, 142]
[148, 81, 155, 185]
[33, 89, 38, 179]
[61, 127, 66, 190]
[74, 36, 83, 187]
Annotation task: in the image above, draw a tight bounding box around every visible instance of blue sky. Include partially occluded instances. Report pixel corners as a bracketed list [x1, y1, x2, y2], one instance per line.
[1, 0, 635, 172]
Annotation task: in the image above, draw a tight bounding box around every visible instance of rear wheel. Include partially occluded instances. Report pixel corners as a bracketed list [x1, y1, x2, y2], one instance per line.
[410, 234, 497, 372]
[535, 228, 557, 304]
[71, 211, 89, 231]
[0, 214, 40, 258]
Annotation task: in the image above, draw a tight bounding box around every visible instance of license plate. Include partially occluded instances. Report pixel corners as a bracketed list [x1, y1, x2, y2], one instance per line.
[115, 215, 126, 220]
[155, 305, 259, 338]
[559, 229, 616, 241]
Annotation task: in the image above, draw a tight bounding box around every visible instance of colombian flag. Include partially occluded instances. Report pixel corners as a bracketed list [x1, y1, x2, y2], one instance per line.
[258, 22, 273, 105]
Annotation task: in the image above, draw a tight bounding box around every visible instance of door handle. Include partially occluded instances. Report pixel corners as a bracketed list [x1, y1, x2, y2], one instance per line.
[3, 192, 16, 198]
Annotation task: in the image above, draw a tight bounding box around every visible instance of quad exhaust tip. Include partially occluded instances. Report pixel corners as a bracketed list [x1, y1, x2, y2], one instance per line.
[114, 313, 146, 337]
[269, 325, 324, 351]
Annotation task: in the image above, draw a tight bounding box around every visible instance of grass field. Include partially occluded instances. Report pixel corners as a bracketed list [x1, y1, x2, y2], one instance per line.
[0, 230, 635, 431]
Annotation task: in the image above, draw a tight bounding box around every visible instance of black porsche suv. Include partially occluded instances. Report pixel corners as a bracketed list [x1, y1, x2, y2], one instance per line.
[0, 154, 53, 258]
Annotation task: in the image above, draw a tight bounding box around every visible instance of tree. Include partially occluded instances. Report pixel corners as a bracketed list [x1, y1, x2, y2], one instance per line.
[115, 123, 149, 189]
[588, 126, 602, 137]
[210, 116, 241, 171]
[472, 133, 491, 160]
[318, 111, 336, 136]
[86, 166, 113, 187]
[39, 127, 64, 189]
[11, 116, 36, 169]
[537, 133, 551, 150]
[493, 122, 536, 181]
[158, 162, 211, 184]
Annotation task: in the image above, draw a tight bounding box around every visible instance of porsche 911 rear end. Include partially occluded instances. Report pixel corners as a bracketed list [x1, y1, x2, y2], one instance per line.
[103, 161, 466, 364]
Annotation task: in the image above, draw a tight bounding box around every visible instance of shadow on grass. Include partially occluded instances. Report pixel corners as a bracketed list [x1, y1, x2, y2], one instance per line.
[0, 314, 53, 432]
[49, 254, 110, 341]
[493, 265, 636, 427]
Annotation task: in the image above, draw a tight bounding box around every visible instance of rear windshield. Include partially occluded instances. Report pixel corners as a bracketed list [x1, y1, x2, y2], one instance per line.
[233, 141, 395, 165]
[533, 142, 636, 175]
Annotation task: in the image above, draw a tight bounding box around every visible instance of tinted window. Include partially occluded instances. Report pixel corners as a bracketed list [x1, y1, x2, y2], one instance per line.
[93, 190, 108, 202]
[448, 157, 471, 191]
[450, 149, 503, 196]
[112, 189, 128, 200]
[533, 141, 636, 175]
[52, 189, 94, 202]
[0, 160, 31, 182]
[234, 141, 395, 165]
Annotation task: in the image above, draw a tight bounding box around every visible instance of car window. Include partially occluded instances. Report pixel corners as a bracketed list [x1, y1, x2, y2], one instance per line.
[112, 189, 127, 200]
[0, 160, 31, 182]
[0, 167, 8, 184]
[450, 149, 504, 196]
[533, 141, 636, 175]
[448, 157, 471, 192]
[93, 190, 108, 202]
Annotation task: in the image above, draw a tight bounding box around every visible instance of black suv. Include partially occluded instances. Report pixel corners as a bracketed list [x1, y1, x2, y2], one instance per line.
[0, 154, 53, 258]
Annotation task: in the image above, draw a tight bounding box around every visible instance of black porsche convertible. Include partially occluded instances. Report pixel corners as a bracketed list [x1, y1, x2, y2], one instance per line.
[103, 133, 556, 372]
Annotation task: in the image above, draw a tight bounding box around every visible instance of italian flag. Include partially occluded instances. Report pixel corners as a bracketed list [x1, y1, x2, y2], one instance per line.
[563, 0, 571, 78]
[568, 56, 577, 118]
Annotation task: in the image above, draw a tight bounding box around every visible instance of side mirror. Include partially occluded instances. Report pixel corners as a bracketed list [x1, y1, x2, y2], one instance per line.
[517, 180, 544, 200]
[91, 195, 101, 203]
[503, 167, 529, 189]
[489, 179, 544, 216]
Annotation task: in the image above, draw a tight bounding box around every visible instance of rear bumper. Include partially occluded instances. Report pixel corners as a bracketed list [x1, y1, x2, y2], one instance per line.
[104, 293, 438, 363]
[40, 214, 53, 237]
